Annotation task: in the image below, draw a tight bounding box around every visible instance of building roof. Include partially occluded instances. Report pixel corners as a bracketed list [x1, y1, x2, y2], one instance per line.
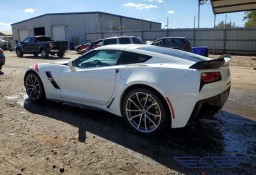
[0, 30, 12, 36]
[210, 0, 256, 14]
[11, 11, 161, 26]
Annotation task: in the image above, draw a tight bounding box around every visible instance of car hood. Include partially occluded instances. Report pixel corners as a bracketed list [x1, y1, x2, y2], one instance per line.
[54, 60, 70, 65]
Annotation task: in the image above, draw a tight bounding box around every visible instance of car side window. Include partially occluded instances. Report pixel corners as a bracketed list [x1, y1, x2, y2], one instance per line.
[73, 50, 122, 68]
[104, 39, 117, 45]
[119, 37, 131, 44]
[163, 38, 172, 47]
[131, 37, 142, 44]
[23, 37, 31, 44]
[117, 51, 152, 65]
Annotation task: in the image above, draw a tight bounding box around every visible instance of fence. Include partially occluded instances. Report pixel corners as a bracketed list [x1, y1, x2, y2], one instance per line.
[86, 28, 256, 55]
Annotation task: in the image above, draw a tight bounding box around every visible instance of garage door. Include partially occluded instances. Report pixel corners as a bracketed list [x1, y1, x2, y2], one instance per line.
[19, 29, 28, 42]
[52, 25, 66, 41]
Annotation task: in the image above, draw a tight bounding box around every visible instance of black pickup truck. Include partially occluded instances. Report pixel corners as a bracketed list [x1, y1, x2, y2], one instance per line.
[15, 36, 68, 58]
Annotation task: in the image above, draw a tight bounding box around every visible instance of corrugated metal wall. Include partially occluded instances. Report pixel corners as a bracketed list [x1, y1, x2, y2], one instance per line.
[11, 13, 161, 46]
[87, 28, 256, 55]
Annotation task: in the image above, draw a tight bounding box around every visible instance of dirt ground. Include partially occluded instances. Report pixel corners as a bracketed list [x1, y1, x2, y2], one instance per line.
[0, 51, 255, 175]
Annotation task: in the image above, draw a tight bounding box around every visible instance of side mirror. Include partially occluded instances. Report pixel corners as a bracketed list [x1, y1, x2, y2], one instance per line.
[68, 61, 76, 71]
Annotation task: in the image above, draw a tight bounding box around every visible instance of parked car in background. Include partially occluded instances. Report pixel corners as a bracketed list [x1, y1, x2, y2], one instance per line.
[0, 48, 5, 71]
[15, 36, 69, 58]
[145, 40, 153, 45]
[79, 39, 103, 54]
[75, 42, 91, 54]
[151, 37, 192, 52]
[102, 36, 142, 45]
[79, 36, 142, 55]
[24, 44, 231, 135]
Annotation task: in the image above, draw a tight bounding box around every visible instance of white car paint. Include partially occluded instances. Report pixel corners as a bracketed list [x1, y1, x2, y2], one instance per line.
[25, 44, 231, 130]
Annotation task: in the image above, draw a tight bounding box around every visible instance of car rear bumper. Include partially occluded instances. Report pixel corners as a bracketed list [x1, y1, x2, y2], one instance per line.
[187, 87, 230, 126]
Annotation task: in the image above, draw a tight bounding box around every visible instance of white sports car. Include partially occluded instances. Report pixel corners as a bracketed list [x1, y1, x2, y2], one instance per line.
[24, 44, 231, 134]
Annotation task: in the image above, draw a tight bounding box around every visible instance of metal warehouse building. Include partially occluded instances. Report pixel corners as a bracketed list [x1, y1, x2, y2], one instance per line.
[11, 12, 161, 45]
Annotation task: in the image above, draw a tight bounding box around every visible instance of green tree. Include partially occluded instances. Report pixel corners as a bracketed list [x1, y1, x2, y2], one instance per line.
[244, 10, 256, 27]
[216, 20, 236, 28]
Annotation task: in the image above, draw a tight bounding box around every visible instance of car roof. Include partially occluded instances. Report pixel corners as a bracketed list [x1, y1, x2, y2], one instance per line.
[104, 36, 138, 40]
[159, 37, 186, 39]
[94, 44, 209, 63]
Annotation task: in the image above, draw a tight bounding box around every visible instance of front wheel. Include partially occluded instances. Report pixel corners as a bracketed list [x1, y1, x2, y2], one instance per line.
[40, 49, 49, 58]
[57, 52, 64, 58]
[16, 49, 23, 57]
[24, 72, 45, 101]
[122, 88, 168, 135]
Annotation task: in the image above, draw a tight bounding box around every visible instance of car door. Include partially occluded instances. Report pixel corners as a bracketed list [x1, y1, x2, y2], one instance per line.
[58, 50, 122, 105]
[21, 37, 31, 53]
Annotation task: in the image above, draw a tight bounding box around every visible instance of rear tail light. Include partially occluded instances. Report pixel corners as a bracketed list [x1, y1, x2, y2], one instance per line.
[49, 43, 54, 48]
[0, 48, 3, 54]
[201, 72, 221, 84]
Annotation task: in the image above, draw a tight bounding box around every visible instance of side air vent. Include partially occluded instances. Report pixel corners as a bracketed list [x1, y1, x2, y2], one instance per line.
[45, 71, 60, 89]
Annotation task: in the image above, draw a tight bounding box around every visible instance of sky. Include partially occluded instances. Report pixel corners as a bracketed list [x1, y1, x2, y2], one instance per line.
[0, 0, 247, 33]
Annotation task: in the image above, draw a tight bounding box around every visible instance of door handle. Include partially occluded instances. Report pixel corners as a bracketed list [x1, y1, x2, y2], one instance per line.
[116, 69, 119, 73]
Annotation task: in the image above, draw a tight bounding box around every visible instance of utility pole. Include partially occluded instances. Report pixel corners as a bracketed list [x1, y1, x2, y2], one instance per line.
[198, 0, 208, 29]
[167, 17, 169, 29]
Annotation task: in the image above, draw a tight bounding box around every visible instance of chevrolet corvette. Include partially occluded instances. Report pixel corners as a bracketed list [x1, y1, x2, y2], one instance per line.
[24, 44, 231, 134]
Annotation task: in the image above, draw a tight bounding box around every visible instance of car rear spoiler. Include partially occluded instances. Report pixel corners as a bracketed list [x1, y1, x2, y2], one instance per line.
[189, 54, 231, 70]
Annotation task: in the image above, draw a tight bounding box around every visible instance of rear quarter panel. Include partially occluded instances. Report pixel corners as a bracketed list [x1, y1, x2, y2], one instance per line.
[108, 65, 192, 116]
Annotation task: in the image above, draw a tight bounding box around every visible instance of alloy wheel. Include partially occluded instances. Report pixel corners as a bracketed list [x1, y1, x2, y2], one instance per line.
[125, 92, 162, 133]
[25, 74, 42, 100]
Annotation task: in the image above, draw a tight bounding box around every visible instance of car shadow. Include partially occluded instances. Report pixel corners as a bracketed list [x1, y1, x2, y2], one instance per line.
[0, 71, 4, 75]
[17, 55, 71, 60]
[24, 99, 255, 174]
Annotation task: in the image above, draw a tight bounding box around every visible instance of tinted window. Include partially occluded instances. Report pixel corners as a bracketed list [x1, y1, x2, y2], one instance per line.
[138, 46, 207, 62]
[162, 38, 172, 47]
[74, 50, 122, 68]
[131, 37, 142, 44]
[117, 51, 151, 65]
[119, 37, 131, 44]
[104, 39, 117, 45]
[37, 37, 52, 42]
[172, 38, 183, 45]
[23, 37, 31, 44]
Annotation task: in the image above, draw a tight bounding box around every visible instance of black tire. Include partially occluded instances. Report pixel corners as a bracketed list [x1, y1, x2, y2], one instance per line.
[34, 53, 38, 57]
[16, 49, 23, 57]
[57, 52, 64, 58]
[50, 52, 55, 56]
[24, 72, 45, 102]
[0, 65, 2, 71]
[122, 88, 168, 135]
[40, 49, 49, 58]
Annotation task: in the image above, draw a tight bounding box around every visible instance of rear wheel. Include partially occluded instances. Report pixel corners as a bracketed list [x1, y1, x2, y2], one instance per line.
[122, 88, 167, 135]
[0, 65, 2, 71]
[57, 52, 64, 58]
[16, 49, 23, 57]
[24, 72, 45, 101]
[40, 49, 49, 58]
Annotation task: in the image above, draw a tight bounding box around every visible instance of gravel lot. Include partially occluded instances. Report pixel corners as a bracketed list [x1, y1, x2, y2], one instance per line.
[0, 51, 255, 175]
